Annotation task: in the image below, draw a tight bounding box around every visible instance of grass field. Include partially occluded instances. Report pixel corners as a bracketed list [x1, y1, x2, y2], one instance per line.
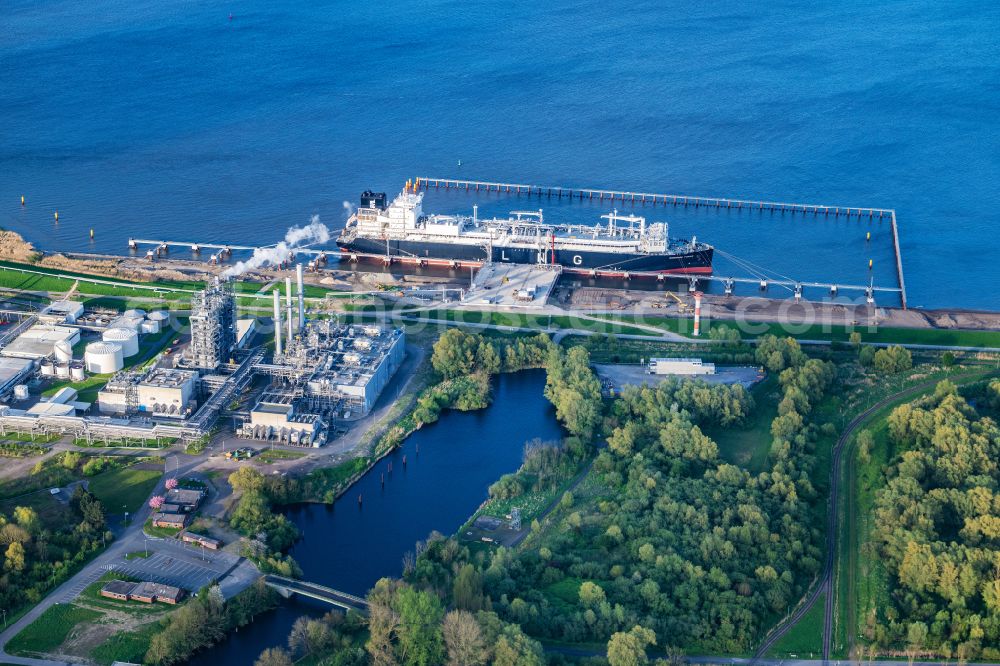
[143, 517, 183, 538]
[88, 466, 163, 513]
[90, 623, 160, 666]
[253, 448, 306, 464]
[598, 313, 1000, 348]
[6, 604, 101, 656]
[766, 592, 825, 658]
[702, 374, 777, 473]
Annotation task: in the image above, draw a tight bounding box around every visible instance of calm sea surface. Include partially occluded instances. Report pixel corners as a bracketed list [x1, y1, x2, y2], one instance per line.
[2, 0, 999, 309]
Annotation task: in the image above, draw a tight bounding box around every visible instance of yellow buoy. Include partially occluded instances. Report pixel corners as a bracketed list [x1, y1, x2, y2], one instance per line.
[866, 231, 871, 241]
[54, 211, 58, 222]
[90, 229, 94, 239]
[868, 259, 873, 269]
[20, 196, 25, 206]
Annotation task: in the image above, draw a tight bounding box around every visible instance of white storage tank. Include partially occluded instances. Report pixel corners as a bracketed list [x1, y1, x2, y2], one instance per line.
[123, 308, 147, 318]
[53, 340, 73, 362]
[140, 319, 160, 334]
[70, 362, 85, 382]
[55, 362, 70, 378]
[147, 310, 170, 324]
[39, 358, 55, 376]
[13, 385, 29, 401]
[85, 342, 123, 374]
[102, 328, 139, 357]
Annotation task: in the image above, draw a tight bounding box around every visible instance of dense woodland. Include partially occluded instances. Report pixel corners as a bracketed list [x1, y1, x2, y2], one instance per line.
[869, 379, 1000, 658]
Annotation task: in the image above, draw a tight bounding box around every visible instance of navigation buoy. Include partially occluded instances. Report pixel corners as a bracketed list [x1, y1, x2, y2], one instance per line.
[54, 211, 59, 222]
[402, 455, 407, 467]
[868, 259, 873, 270]
[90, 229, 94, 239]
[866, 231, 871, 242]
[358, 493, 362, 506]
[20, 196, 25, 206]
[381, 473, 384, 487]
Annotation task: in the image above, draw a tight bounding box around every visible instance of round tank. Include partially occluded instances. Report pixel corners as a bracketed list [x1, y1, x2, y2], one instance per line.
[55, 362, 70, 378]
[70, 362, 85, 382]
[140, 320, 160, 334]
[53, 340, 73, 362]
[102, 328, 139, 357]
[123, 308, 146, 318]
[85, 342, 123, 374]
[39, 359, 55, 376]
[147, 310, 170, 322]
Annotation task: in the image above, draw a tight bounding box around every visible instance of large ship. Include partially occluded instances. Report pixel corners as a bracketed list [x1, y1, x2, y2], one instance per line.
[336, 189, 713, 276]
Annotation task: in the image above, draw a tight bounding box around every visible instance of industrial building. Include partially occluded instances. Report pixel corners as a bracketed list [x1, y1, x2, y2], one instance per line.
[184, 280, 236, 370]
[648, 358, 716, 376]
[0, 324, 80, 360]
[98, 368, 198, 418]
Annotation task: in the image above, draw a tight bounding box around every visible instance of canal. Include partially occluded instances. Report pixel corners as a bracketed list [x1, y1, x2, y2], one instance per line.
[189, 370, 561, 664]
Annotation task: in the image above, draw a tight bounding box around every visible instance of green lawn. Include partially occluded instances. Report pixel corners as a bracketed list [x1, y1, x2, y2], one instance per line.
[766, 592, 825, 658]
[88, 466, 163, 513]
[702, 374, 777, 473]
[124, 550, 152, 560]
[598, 313, 1000, 348]
[253, 448, 307, 464]
[6, 604, 101, 656]
[90, 623, 161, 666]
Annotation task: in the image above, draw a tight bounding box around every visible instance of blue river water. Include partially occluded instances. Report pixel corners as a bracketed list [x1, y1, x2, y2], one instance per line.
[2, 0, 999, 309]
[187, 370, 562, 664]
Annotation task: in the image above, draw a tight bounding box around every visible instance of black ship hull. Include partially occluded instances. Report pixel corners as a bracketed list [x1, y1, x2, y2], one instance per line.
[336, 237, 713, 275]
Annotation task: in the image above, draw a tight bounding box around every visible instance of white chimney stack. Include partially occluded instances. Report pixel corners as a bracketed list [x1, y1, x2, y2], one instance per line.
[693, 291, 703, 337]
[272, 289, 282, 356]
[296, 263, 305, 331]
[285, 276, 294, 341]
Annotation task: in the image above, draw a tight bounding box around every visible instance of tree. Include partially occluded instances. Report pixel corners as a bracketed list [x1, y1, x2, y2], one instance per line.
[607, 625, 657, 666]
[579, 581, 606, 607]
[941, 351, 956, 367]
[393, 586, 444, 666]
[859, 345, 876, 367]
[12, 506, 39, 534]
[874, 345, 912, 374]
[149, 495, 165, 510]
[255, 647, 294, 666]
[165, 478, 179, 490]
[850, 332, 862, 349]
[452, 564, 485, 612]
[229, 466, 266, 493]
[4, 541, 25, 572]
[442, 610, 486, 666]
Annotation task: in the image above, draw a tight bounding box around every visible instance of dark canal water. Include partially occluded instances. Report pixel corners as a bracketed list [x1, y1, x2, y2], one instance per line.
[188, 370, 561, 664]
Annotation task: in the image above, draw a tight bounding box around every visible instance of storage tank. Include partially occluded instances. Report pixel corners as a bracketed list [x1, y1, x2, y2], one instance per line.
[39, 358, 55, 376]
[147, 310, 170, 323]
[85, 342, 123, 373]
[13, 385, 28, 401]
[140, 320, 160, 334]
[55, 362, 70, 378]
[102, 328, 139, 357]
[123, 308, 147, 318]
[53, 340, 73, 362]
[70, 362, 85, 382]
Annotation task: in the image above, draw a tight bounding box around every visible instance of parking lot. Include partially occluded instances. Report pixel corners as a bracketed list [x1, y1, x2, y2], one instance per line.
[595, 363, 764, 394]
[111, 540, 240, 592]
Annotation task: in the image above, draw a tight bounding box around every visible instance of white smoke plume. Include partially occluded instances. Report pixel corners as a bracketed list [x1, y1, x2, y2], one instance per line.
[342, 200, 355, 218]
[221, 215, 330, 278]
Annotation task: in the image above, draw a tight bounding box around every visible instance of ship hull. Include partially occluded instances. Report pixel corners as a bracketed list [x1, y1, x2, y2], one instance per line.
[336, 237, 713, 275]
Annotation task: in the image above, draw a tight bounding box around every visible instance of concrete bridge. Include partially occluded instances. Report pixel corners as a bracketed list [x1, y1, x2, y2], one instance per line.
[264, 574, 370, 613]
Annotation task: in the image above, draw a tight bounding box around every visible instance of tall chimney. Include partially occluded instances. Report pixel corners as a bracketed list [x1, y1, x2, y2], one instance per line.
[285, 277, 294, 341]
[693, 291, 703, 337]
[273, 289, 283, 356]
[296, 263, 305, 331]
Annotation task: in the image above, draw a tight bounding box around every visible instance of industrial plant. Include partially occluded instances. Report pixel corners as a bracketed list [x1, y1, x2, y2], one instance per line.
[0, 266, 405, 449]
